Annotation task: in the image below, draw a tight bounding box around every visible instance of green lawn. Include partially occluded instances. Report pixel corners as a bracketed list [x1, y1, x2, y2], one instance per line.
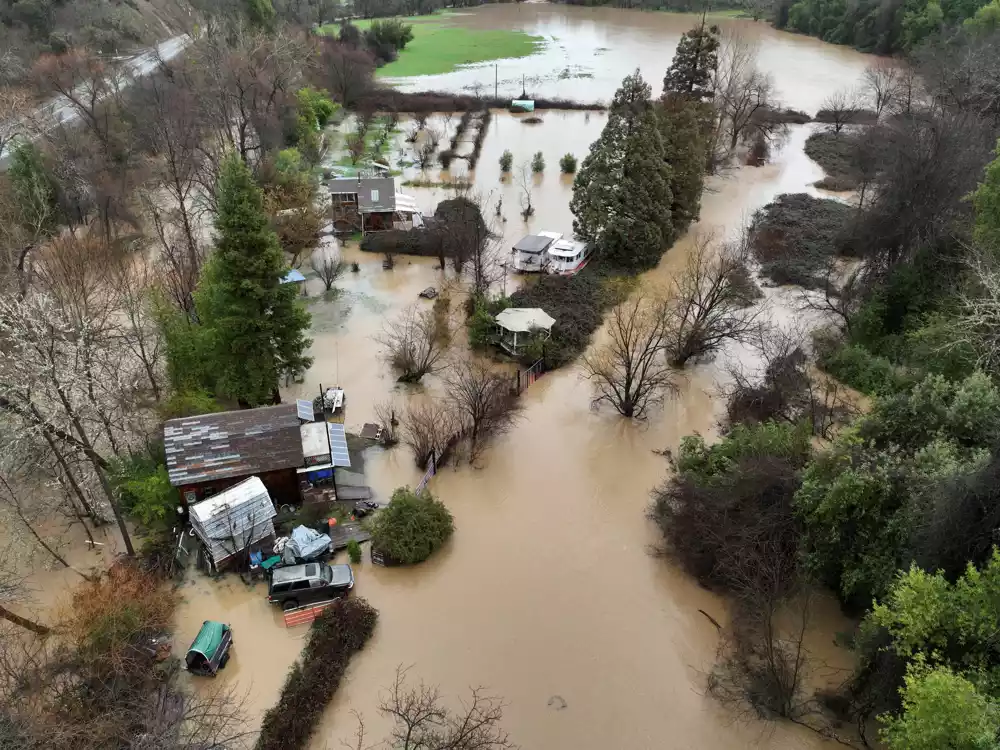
[317, 15, 544, 77]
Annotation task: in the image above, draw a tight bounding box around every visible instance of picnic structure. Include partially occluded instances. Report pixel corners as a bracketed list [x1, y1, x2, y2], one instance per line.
[327, 176, 424, 235]
[495, 307, 555, 356]
[188, 476, 277, 570]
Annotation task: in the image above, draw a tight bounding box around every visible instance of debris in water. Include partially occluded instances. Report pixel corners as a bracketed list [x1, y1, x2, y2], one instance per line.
[547, 695, 568, 710]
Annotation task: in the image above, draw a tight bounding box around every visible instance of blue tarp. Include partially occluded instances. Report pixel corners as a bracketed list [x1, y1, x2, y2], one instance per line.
[281, 525, 331, 564]
[282, 269, 306, 284]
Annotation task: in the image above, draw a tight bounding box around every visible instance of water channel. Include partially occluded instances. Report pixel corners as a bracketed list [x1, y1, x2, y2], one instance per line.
[165, 6, 873, 748]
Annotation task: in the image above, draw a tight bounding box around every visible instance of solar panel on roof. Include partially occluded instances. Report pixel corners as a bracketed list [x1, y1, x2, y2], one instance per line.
[327, 423, 351, 467]
[296, 399, 314, 422]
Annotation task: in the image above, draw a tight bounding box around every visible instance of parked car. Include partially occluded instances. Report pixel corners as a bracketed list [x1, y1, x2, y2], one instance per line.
[184, 620, 233, 676]
[267, 562, 354, 611]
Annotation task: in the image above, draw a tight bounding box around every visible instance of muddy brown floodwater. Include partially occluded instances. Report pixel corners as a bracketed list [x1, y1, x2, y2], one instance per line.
[170, 6, 873, 749]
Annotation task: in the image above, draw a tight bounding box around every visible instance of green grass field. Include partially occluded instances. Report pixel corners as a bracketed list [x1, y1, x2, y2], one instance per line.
[317, 14, 544, 77]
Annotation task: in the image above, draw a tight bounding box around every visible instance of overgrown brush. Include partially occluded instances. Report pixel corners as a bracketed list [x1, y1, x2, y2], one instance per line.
[256, 599, 379, 750]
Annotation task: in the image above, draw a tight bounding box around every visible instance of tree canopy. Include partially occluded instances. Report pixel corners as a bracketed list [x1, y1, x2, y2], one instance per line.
[570, 70, 673, 273]
[194, 154, 312, 406]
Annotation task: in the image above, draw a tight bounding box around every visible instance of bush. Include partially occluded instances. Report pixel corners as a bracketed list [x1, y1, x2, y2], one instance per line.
[676, 421, 814, 481]
[653, 454, 802, 595]
[346, 538, 362, 564]
[531, 151, 545, 173]
[499, 149, 513, 173]
[749, 193, 854, 288]
[559, 153, 577, 173]
[256, 599, 379, 750]
[110, 453, 176, 529]
[818, 340, 906, 395]
[509, 267, 624, 368]
[368, 487, 454, 565]
[804, 130, 862, 191]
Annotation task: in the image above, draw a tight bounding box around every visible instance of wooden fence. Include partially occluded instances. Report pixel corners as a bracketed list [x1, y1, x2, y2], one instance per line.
[282, 599, 338, 628]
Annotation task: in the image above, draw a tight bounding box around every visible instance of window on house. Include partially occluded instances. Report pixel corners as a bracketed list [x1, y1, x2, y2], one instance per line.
[370, 189, 380, 203]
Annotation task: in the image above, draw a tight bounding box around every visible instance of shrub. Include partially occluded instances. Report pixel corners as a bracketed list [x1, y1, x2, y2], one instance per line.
[531, 151, 545, 173]
[559, 153, 577, 173]
[346, 538, 362, 564]
[368, 487, 454, 564]
[499, 149, 513, 172]
[748, 193, 853, 288]
[509, 267, 623, 368]
[804, 130, 862, 191]
[676, 421, 813, 481]
[351, 262, 360, 272]
[68, 566, 178, 672]
[111, 454, 176, 529]
[256, 599, 378, 750]
[818, 341, 905, 395]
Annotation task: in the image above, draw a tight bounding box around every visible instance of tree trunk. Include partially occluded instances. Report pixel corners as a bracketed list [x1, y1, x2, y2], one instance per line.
[0, 604, 50, 635]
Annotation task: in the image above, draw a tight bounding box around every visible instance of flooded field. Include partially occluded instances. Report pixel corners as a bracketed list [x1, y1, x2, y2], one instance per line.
[178, 6, 872, 749]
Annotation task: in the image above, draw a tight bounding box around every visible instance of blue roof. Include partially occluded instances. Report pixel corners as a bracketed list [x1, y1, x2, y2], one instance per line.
[282, 269, 306, 284]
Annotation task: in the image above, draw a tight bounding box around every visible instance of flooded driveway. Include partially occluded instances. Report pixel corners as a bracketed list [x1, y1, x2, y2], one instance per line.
[174, 6, 870, 749]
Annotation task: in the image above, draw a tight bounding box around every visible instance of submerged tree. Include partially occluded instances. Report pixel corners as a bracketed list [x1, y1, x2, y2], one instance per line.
[194, 155, 312, 406]
[583, 293, 676, 419]
[571, 70, 672, 272]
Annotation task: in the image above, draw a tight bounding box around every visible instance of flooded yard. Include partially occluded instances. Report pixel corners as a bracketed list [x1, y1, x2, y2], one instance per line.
[172, 6, 872, 749]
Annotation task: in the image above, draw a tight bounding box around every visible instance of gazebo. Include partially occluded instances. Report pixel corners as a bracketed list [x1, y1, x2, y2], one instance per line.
[495, 307, 555, 355]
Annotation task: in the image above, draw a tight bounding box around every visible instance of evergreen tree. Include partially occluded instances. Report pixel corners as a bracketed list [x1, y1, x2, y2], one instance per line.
[571, 70, 673, 273]
[662, 22, 721, 102]
[195, 154, 312, 406]
[658, 96, 708, 232]
[973, 139, 1000, 253]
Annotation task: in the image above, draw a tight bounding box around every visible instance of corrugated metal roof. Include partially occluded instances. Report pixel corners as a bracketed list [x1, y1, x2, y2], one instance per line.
[188, 477, 277, 565]
[164, 403, 304, 487]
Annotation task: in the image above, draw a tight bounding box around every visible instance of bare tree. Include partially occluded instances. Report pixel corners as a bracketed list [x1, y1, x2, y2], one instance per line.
[516, 162, 534, 220]
[798, 259, 863, 335]
[377, 304, 452, 383]
[438, 191, 502, 296]
[348, 667, 514, 750]
[863, 59, 899, 120]
[445, 359, 521, 460]
[316, 37, 374, 107]
[310, 249, 345, 292]
[0, 545, 49, 635]
[399, 399, 458, 468]
[664, 235, 767, 367]
[820, 87, 863, 133]
[723, 326, 857, 438]
[954, 254, 1000, 376]
[712, 31, 778, 159]
[0, 87, 30, 160]
[373, 398, 400, 446]
[583, 293, 677, 419]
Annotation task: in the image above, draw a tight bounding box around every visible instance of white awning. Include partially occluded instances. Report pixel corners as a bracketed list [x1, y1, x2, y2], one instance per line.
[495, 307, 556, 333]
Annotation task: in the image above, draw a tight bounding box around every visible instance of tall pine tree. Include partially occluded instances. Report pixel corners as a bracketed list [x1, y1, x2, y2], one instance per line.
[195, 154, 312, 406]
[662, 22, 721, 102]
[658, 96, 709, 232]
[571, 70, 673, 273]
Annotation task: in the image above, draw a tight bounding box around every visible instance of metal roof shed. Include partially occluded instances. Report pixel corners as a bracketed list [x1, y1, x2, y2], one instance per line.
[495, 308, 556, 356]
[188, 476, 277, 566]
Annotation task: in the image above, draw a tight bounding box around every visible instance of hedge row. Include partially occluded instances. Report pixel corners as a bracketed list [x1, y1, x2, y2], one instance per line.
[256, 598, 379, 750]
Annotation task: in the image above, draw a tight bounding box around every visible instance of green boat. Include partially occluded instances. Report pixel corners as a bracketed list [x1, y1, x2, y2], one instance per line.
[184, 620, 233, 677]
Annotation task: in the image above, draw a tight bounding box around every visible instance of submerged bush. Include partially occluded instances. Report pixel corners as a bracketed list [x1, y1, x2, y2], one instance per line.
[559, 153, 577, 173]
[499, 149, 513, 172]
[346, 538, 362, 564]
[257, 598, 378, 750]
[369, 487, 454, 564]
[531, 151, 545, 173]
